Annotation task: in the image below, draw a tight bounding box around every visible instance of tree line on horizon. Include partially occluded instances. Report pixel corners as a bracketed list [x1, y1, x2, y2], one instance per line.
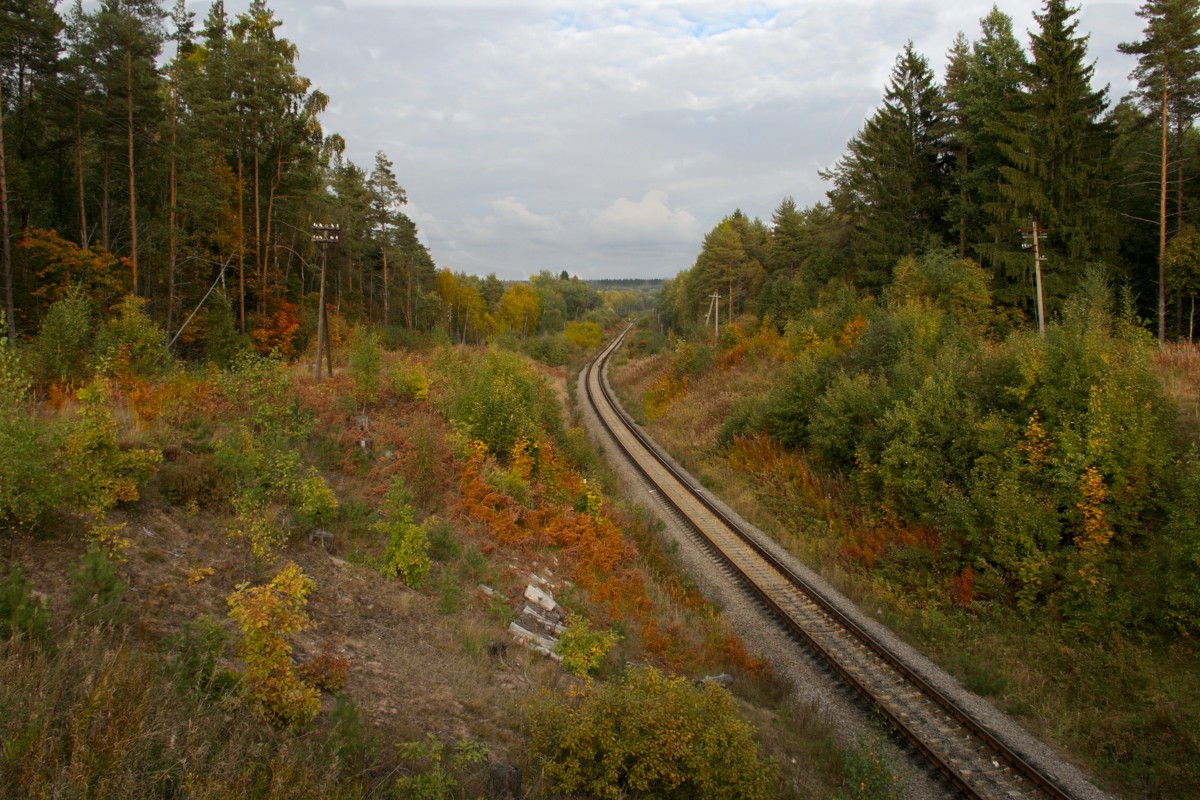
[662, 0, 1200, 342]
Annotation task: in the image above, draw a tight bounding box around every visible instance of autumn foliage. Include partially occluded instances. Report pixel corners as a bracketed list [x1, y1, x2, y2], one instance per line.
[226, 562, 321, 729]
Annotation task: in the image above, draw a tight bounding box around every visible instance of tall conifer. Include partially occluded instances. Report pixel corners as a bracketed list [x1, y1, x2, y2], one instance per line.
[943, 8, 1028, 281]
[824, 42, 949, 289]
[995, 0, 1115, 308]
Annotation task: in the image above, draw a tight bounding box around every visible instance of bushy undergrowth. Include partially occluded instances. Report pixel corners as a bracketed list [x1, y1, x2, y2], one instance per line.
[529, 666, 775, 800]
[722, 258, 1188, 639]
[644, 252, 1200, 796]
[436, 346, 564, 457]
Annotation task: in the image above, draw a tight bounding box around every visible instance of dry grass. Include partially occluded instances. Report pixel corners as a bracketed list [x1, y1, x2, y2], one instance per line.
[1154, 341, 1200, 439]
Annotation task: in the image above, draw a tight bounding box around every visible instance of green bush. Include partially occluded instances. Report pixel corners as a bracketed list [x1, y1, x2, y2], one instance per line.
[761, 354, 826, 450]
[565, 320, 603, 350]
[443, 348, 555, 458]
[836, 732, 905, 800]
[0, 565, 51, 641]
[390, 357, 431, 402]
[868, 370, 979, 524]
[203, 291, 245, 368]
[530, 665, 774, 800]
[556, 614, 620, 677]
[520, 332, 573, 367]
[348, 327, 384, 411]
[61, 379, 162, 545]
[220, 350, 311, 444]
[1161, 447, 1200, 637]
[70, 545, 129, 623]
[886, 250, 994, 334]
[394, 736, 488, 800]
[0, 329, 60, 530]
[165, 615, 238, 698]
[35, 285, 94, 386]
[376, 477, 432, 589]
[94, 295, 171, 379]
[809, 369, 891, 471]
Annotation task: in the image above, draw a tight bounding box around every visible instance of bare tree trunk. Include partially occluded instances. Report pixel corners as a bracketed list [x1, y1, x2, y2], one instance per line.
[126, 52, 138, 295]
[236, 152, 245, 333]
[262, 149, 281, 308]
[368, 256, 375, 323]
[381, 245, 389, 327]
[101, 146, 110, 252]
[405, 257, 413, 329]
[76, 102, 87, 249]
[167, 85, 178, 336]
[253, 144, 262, 315]
[1175, 122, 1187, 340]
[0, 81, 13, 341]
[1158, 85, 1169, 343]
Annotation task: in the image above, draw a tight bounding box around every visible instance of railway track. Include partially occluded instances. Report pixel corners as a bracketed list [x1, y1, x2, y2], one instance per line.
[584, 325, 1076, 800]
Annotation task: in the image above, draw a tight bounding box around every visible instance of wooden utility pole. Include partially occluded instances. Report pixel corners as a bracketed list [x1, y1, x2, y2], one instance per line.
[1020, 218, 1048, 336]
[704, 291, 721, 340]
[312, 222, 340, 384]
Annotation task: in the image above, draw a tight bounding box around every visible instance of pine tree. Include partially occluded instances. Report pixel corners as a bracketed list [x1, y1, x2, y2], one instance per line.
[1, 0, 63, 337]
[368, 150, 406, 327]
[1120, 0, 1200, 341]
[90, 0, 167, 295]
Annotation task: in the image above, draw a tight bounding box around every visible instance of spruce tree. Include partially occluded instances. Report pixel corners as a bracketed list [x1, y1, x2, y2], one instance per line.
[995, 0, 1115, 309]
[824, 42, 949, 289]
[943, 8, 1029, 279]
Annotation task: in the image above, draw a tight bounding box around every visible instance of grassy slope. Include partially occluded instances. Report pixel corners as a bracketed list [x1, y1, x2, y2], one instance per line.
[0, 346, 877, 799]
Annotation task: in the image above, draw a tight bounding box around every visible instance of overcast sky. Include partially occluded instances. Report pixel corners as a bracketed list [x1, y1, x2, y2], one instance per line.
[247, 0, 1141, 281]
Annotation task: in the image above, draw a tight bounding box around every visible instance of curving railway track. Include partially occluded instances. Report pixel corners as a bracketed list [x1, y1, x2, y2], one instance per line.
[584, 324, 1078, 800]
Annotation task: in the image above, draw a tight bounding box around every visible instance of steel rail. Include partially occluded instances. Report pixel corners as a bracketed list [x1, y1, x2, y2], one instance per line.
[584, 325, 1073, 800]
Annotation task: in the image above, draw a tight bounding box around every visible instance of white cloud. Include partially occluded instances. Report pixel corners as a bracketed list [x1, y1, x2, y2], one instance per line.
[590, 190, 701, 243]
[252, 0, 1141, 280]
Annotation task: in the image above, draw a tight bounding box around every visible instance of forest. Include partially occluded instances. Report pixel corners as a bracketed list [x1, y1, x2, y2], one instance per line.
[629, 1, 1200, 795]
